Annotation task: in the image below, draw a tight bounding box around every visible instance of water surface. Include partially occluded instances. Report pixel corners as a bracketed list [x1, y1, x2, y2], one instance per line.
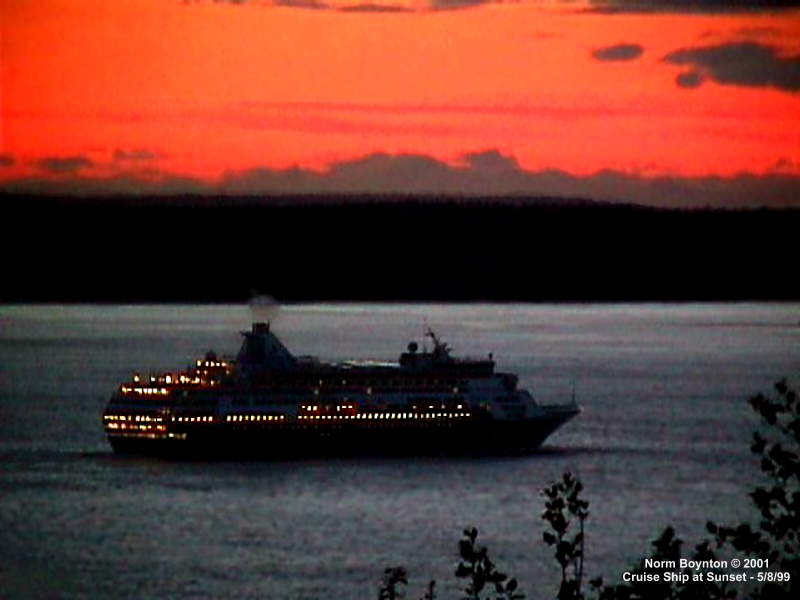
[1, 303, 797, 598]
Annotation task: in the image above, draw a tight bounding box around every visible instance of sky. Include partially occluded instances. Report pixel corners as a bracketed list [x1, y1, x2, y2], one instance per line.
[1, 0, 799, 207]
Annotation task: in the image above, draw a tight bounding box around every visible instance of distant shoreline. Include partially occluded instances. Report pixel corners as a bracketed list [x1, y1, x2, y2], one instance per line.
[6, 195, 799, 303]
[5, 192, 800, 211]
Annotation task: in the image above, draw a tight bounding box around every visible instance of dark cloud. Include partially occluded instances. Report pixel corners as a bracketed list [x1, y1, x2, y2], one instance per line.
[428, 0, 494, 9]
[206, 0, 331, 7]
[209, 0, 408, 9]
[663, 42, 800, 92]
[675, 70, 706, 88]
[772, 157, 798, 173]
[1, 172, 207, 196]
[585, 0, 800, 14]
[113, 148, 161, 161]
[463, 149, 520, 171]
[198, 0, 800, 13]
[196, 0, 525, 12]
[592, 43, 644, 61]
[301, 0, 499, 10]
[337, 2, 413, 11]
[214, 152, 800, 208]
[325, 153, 457, 193]
[220, 153, 464, 195]
[36, 155, 94, 173]
[5, 151, 799, 208]
[273, 0, 330, 9]
[0, 154, 15, 167]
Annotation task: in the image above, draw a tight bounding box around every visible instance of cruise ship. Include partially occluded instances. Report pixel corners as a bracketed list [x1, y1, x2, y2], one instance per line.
[103, 323, 580, 457]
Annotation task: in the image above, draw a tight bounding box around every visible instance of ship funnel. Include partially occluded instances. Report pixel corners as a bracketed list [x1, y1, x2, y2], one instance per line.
[252, 322, 270, 334]
[237, 321, 296, 374]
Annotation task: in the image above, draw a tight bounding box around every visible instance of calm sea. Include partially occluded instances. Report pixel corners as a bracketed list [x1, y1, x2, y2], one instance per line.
[1, 303, 798, 599]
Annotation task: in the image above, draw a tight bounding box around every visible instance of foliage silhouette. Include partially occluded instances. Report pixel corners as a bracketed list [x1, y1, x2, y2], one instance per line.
[377, 378, 798, 600]
[540, 472, 589, 600]
[420, 579, 437, 600]
[455, 527, 524, 600]
[379, 566, 408, 600]
[707, 378, 799, 600]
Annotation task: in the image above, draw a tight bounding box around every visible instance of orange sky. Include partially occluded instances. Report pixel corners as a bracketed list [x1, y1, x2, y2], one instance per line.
[1, 0, 799, 199]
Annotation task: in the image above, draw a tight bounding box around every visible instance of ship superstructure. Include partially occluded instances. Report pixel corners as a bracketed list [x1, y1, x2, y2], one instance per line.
[103, 322, 579, 457]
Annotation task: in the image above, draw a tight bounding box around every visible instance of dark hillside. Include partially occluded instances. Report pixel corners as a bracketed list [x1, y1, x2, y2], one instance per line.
[5, 195, 799, 302]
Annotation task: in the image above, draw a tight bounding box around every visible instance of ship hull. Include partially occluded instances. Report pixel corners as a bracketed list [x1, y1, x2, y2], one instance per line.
[107, 406, 579, 459]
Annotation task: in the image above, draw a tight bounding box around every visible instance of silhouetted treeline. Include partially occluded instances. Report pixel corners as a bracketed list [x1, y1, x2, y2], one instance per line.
[5, 194, 799, 303]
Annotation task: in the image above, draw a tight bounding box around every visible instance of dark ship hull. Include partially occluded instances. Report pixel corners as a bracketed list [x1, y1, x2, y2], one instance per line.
[107, 405, 579, 459]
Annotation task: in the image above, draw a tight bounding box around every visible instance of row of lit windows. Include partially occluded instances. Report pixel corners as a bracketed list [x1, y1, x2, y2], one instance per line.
[106, 410, 472, 428]
[226, 414, 286, 422]
[299, 403, 464, 412]
[300, 404, 358, 412]
[111, 431, 173, 440]
[122, 380, 224, 395]
[104, 414, 163, 422]
[132, 375, 175, 385]
[297, 412, 471, 421]
[165, 375, 201, 385]
[196, 360, 228, 368]
[121, 386, 169, 396]
[176, 415, 215, 423]
[106, 422, 166, 432]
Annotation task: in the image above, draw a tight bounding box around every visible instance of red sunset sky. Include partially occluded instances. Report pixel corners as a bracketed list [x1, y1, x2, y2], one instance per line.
[1, 0, 799, 206]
